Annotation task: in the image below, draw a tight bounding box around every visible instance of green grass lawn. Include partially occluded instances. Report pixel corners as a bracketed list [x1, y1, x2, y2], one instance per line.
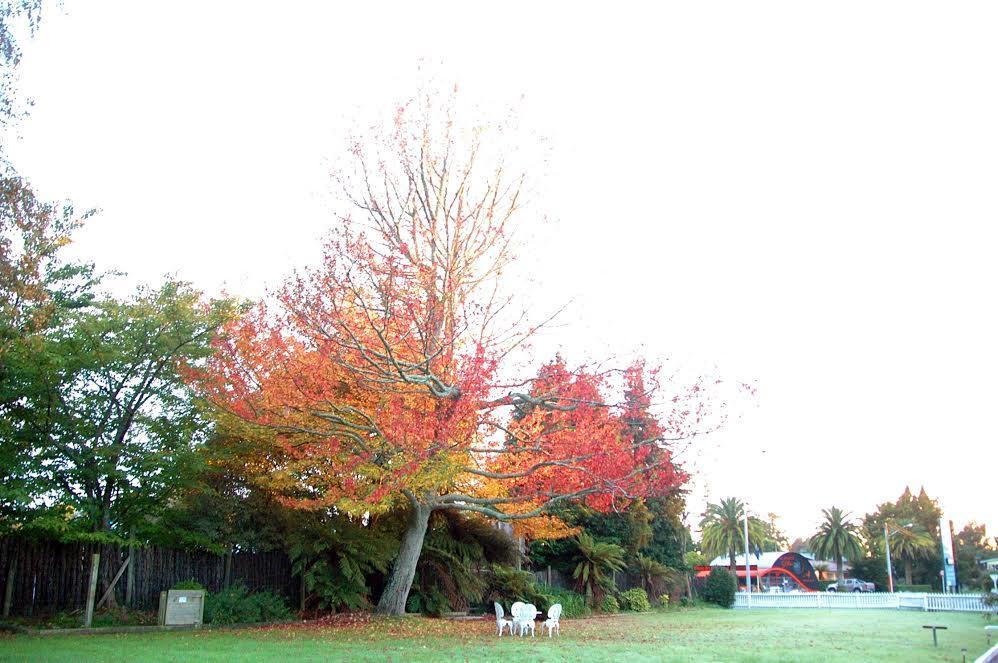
[0, 608, 993, 662]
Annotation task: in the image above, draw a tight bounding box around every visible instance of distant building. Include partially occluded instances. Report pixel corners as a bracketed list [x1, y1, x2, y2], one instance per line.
[697, 551, 821, 591]
[707, 551, 849, 580]
[981, 556, 998, 572]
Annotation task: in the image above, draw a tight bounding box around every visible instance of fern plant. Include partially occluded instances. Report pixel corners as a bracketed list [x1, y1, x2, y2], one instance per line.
[633, 554, 679, 598]
[289, 514, 396, 612]
[408, 511, 517, 614]
[571, 533, 625, 604]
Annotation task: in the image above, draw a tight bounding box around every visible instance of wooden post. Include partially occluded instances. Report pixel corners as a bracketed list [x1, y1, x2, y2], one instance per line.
[3, 557, 16, 617]
[299, 570, 306, 613]
[84, 553, 100, 628]
[96, 556, 130, 610]
[547, 565, 552, 587]
[125, 543, 135, 607]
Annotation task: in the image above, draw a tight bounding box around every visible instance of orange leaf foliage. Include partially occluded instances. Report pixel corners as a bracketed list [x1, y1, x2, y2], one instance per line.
[193, 99, 699, 528]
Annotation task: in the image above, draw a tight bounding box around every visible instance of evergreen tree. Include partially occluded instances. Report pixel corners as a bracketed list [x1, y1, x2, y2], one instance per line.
[808, 507, 863, 581]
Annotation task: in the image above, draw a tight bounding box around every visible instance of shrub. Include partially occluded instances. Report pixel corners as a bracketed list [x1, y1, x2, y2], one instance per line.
[619, 588, 651, 612]
[658, 594, 670, 608]
[982, 592, 997, 618]
[204, 584, 294, 625]
[485, 565, 549, 608]
[172, 579, 205, 590]
[42, 611, 83, 629]
[701, 568, 736, 608]
[406, 585, 450, 616]
[537, 585, 590, 618]
[599, 595, 620, 613]
[91, 608, 157, 628]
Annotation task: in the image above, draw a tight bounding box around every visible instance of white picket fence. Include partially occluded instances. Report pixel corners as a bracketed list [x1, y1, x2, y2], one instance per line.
[734, 591, 991, 613]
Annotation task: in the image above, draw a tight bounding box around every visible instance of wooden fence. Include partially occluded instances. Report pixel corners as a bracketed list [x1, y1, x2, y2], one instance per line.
[0, 537, 300, 616]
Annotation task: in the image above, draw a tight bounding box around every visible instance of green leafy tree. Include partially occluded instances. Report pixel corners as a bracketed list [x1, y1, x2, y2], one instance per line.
[0, 192, 95, 526]
[645, 493, 690, 568]
[953, 522, 997, 591]
[527, 493, 688, 576]
[699, 497, 766, 571]
[625, 498, 653, 560]
[808, 507, 864, 581]
[762, 512, 789, 552]
[1, 0, 44, 135]
[571, 532, 625, 604]
[7, 280, 237, 535]
[149, 428, 296, 553]
[862, 487, 943, 587]
[848, 555, 889, 590]
[0, 0, 105, 534]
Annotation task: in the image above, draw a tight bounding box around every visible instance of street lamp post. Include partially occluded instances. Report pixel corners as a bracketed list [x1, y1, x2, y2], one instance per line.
[743, 508, 752, 607]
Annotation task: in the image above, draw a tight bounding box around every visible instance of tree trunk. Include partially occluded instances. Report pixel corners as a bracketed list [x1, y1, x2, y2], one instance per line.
[375, 501, 432, 616]
[904, 560, 913, 586]
[836, 552, 843, 581]
[729, 546, 737, 573]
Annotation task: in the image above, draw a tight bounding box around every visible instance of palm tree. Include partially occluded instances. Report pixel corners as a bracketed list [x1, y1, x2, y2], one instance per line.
[571, 533, 626, 603]
[808, 507, 863, 582]
[887, 522, 935, 585]
[700, 498, 766, 572]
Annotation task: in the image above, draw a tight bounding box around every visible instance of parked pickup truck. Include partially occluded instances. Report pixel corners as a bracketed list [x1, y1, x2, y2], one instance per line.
[826, 578, 876, 592]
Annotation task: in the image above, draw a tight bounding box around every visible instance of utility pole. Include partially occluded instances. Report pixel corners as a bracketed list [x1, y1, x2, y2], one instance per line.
[743, 506, 752, 607]
[884, 523, 894, 593]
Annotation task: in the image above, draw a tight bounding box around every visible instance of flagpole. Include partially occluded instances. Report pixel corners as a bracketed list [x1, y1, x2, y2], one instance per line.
[743, 504, 752, 607]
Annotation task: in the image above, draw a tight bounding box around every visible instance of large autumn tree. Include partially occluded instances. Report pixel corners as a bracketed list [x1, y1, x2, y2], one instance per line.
[201, 98, 715, 615]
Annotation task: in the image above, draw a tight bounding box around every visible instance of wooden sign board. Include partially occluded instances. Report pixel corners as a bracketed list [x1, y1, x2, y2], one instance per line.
[158, 590, 205, 626]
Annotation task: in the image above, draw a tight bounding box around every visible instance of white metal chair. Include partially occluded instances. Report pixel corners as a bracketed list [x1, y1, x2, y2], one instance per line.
[509, 601, 527, 633]
[494, 602, 513, 636]
[517, 603, 539, 637]
[510, 602, 526, 636]
[542, 603, 562, 637]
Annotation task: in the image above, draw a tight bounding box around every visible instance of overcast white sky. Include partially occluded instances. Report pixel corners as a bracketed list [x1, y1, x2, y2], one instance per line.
[7, 1, 996, 541]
